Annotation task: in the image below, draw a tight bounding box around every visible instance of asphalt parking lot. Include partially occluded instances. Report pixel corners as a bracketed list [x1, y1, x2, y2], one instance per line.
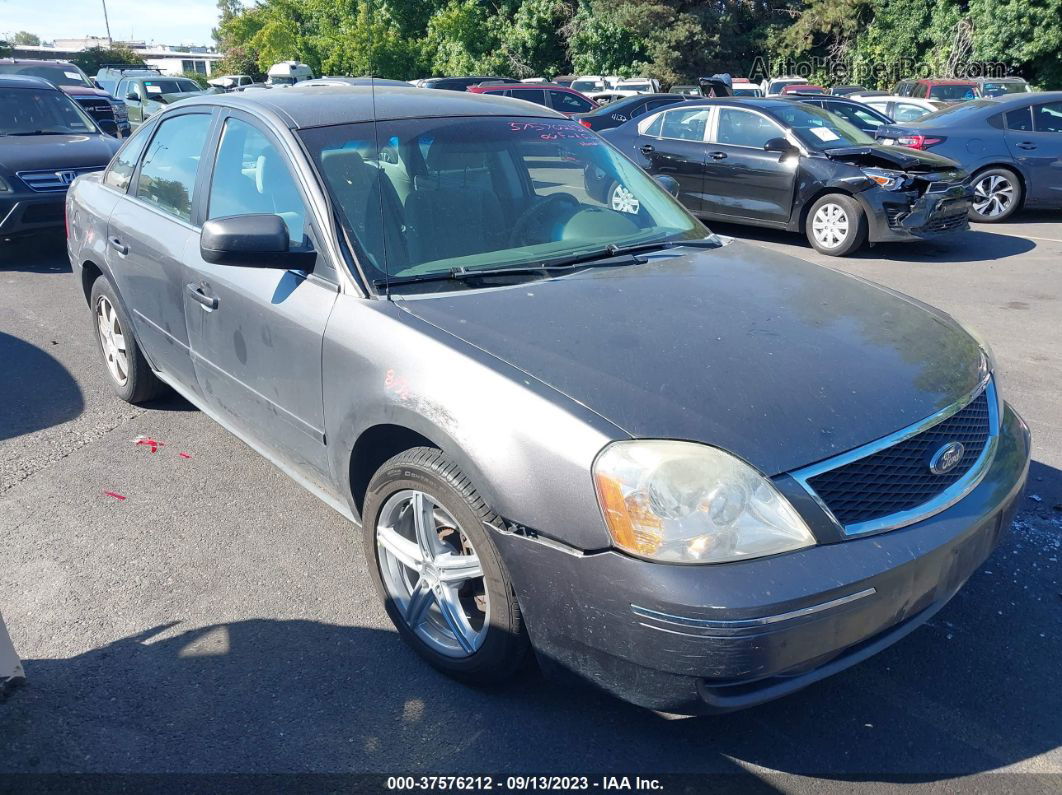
[1, 217, 1060, 788]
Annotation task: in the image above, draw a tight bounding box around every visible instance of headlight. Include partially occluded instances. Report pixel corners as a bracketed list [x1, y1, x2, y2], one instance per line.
[0, 175, 10, 193]
[861, 167, 910, 190]
[593, 440, 816, 564]
[110, 101, 128, 119]
[956, 320, 1004, 415]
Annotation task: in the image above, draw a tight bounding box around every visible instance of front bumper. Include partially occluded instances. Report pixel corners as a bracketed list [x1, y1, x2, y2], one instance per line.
[0, 190, 67, 236]
[861, 183, 973, 243]
[492, 403, 1030, 713]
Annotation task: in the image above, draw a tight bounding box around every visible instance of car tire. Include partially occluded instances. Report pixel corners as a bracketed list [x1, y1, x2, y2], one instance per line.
[89, 276, 168, 404]
[969, 167, 1022, 223]
[805, 193, 867, 256]
[361, 447, 530, 684]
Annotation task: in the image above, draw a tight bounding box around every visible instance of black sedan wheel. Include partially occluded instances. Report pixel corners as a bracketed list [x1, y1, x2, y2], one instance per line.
[362, 447, 530, 684]
[805, 194, 867, 256]
[969, 168, 1021, 222]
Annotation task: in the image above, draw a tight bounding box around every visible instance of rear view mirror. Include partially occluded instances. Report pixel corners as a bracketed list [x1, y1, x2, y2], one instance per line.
[764, 137, 796, 154]
[200, 214, 316, 269]
[654, 174, 680, 197]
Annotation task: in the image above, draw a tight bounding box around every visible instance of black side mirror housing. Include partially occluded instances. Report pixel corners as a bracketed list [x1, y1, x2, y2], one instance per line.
[125, 92, 139, 102]
[654, 174, 681, 197]
[764, 137, 797, 154]
[200, 214, 316, 269]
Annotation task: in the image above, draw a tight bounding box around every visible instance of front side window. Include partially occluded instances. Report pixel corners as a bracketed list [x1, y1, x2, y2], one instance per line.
[208, 117, 307, 244]
[300, 117, 706, 287]
[104, 122, 153, 191]
[715, 108, 784, 147]
[0, 87, 96, 135]
[550, 90, 594, 113]
[1032, 102, 1062, 133]
[135, 113, 212, 221]
[659, 107, 710, 141]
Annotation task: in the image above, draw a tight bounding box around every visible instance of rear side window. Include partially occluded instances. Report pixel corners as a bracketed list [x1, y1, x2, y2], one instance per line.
[135, 113, 212, 222]
[550, 90, 593, 113]
[509, 88, 546, 106]
[1033, 102, 1062, 133]
[103, 124, 152, 191]
[207, 117, 307, 244]
[1006, 106, 1033, 131]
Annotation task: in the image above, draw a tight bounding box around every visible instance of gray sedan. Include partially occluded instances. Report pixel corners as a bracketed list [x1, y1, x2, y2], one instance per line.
[65, 86, 1030, 713]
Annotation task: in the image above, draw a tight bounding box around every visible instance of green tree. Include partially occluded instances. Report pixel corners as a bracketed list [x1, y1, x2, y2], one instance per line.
[12, 31, 40, 46]
[69, 46, 146, 76]
[969, 0, 1062, 87]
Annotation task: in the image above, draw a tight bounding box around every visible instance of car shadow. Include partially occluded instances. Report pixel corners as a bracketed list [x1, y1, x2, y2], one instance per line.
[2, 463, 1059, 779]
[0, 234, 71, 274]
[710, 223, 1036, 263]
[0, 332, 83, 442]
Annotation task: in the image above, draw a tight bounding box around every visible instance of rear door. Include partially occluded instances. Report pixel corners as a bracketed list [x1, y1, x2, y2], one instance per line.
[634, 106, 711, 212]
[701, 106, 796, 224]
[182, 110, 338, 485]
[1005, 100, 1062, 205]
[106, 110, 216, 391]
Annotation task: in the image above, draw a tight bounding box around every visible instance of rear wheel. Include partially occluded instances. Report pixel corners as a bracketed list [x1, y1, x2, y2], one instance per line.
[361, 447, 529, 684]
[806, 193, 867, 256]
[969, 167, 1021, 222]
[89, 277, 167, 404]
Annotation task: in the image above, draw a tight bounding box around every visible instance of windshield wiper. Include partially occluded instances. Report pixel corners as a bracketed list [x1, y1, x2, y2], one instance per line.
[374, 259, 631, 289]
[6, 130, 75, 136]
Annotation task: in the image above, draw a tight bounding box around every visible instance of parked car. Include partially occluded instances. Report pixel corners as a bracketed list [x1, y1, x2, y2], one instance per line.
[787, 95, 894, 134]
[66, 84, 1029, 714]
[114, 75, 204, 127]
[420, 76, 519, 91]
[292, 77, 412, 89]
[266, 61, 314, 85]
[858, 95, 938, 122]
[830, 85, 867, 96]
[670, 84, 701, 97]
[892, 78, 979, 107]
[550, 74, 576, 88]
[731, 82, 764, 97]
[972, 77, 1032, 97]
[468, 83, 597, 115]
[94, 64, 160, 95]
[570, 75, 620, 94]
[597, 97, 972, 255]
[208, 74, 255, 91]
[781, 84, 826, 95]
[762, 76, 809, 96]
[614, 77, 661, 94]
[874, 92, 1062, 221]
[573, 92, 686, 130]
[0, 58, 129, 137]
[0, 75, 120, 238]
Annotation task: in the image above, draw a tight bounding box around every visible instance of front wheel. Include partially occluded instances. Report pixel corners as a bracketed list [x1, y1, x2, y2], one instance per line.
[805, 193, 867, 256]
[361, 447, 529, 684]
[969, 167, 1022, 222]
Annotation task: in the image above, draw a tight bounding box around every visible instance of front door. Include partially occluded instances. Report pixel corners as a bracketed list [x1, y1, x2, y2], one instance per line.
[701, 106, 797, 225]
[183, 112, 337, 485]
[1006, 101, 1062, 205]
[106, 110, 215, 390]
[636, 106, 711, 212]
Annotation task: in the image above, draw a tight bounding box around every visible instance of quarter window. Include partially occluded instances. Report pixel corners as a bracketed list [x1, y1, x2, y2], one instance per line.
[1032, 102, 1062, 133]
[658, 108, 709, 141]
[715, 108, 784, 148]
[135, 113, 212, 222]
[207, 117, 307, 244]
[103, 123, 151, 191]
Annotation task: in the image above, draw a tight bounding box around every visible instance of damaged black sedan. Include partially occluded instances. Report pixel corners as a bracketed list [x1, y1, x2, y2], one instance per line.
[597, 98, 972, 255]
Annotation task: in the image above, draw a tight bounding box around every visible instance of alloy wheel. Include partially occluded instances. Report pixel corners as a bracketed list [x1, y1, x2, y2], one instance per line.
[972, 174, 1014, 218]
[811, 202, 850, 249]
[375, 489, 489, 658]
[95, 295, 129, 386]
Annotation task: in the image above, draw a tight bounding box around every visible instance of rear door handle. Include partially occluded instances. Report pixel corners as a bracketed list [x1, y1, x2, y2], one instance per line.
[109, 237, 128, 255]
[186, 282, 219, 311]
[709, 151, 728, 160]
[639, 144, 655, 154]
[1016, 142, 1037, 150]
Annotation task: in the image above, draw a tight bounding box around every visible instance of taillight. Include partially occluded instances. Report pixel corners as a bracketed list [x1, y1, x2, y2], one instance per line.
[896, 134, 945, 150]
[578, 119, 591, 128]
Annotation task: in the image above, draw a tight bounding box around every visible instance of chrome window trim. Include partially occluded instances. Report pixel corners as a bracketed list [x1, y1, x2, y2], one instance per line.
[791, 376, 999, 538]
[631, 587, 877, 631]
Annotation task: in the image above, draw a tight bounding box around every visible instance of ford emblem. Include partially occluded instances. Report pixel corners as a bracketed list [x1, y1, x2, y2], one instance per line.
[929, 442, 965, 475]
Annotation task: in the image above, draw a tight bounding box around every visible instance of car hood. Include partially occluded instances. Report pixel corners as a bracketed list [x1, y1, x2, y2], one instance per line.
[396, 242, 986, 475]
[0, 134, 120, 172]
[823, 144, 959, 171]
[60, 85, 112, 99]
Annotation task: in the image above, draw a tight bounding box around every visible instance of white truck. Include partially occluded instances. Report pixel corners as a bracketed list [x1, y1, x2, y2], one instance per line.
[266, 61, 314, 86]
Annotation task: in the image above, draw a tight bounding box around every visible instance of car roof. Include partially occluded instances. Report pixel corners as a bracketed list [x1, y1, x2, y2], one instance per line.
[0, 74, 58, 90]
[655, 97, 800, 111]
[919, 78, 978, 84]
[179, 84, 564, 128]
[978, 90, 1062, 106]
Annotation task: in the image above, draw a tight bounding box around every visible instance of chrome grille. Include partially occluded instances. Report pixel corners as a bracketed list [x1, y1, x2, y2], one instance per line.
[16, 167, 103, 193]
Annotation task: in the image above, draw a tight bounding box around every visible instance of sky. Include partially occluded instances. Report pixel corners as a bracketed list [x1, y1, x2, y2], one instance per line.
[1, 0, 222, 47]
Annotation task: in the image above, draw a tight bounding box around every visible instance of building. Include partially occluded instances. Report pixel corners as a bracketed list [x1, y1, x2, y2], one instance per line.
[12, 38, 224, 77]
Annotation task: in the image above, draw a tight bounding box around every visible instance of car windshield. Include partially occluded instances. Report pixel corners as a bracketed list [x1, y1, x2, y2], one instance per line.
[928, 84, 978, 101]
[0, 87, 97, 135]
[620, 82, 651, 92]
[771, 103, 874, 148]
[981, 81, 1028, 96]
[0, 63, 92, 88]
[300, 116, 708, 288]
[571, 80, 602, 93]
[143, 79, 201, 95]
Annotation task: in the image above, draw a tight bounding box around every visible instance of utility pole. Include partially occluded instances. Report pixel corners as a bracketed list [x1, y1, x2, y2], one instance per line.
[101, 0, 113, 45]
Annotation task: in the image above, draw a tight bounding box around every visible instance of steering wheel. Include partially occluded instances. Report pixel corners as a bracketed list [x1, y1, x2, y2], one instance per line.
[508, 193, 580, 247]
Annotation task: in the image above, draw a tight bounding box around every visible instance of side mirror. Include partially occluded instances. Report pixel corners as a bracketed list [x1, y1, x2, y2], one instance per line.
[654, 174, 680, 197]
[764, 137, 796, 154]
[96, 118, 119, 137]
[200, 214, 316, 269]
[125, 92, 139, 102]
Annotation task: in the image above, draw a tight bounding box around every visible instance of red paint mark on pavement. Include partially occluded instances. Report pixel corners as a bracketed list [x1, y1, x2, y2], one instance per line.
[179, 452, 192, 459]
[103, 491, 127, 501]
[134, 437, 164, 453]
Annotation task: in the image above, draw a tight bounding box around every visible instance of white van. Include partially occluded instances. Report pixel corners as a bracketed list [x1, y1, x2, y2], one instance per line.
[266, 61, 314, 86]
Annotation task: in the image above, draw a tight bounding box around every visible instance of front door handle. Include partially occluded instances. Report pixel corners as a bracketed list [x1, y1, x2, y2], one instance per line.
[186, 282, 219, 311]
[639, 144, 655, 154]
[109, 237, 128, 255]
[1016, 142, 1037, 150]
[709, 151, 728, 160]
